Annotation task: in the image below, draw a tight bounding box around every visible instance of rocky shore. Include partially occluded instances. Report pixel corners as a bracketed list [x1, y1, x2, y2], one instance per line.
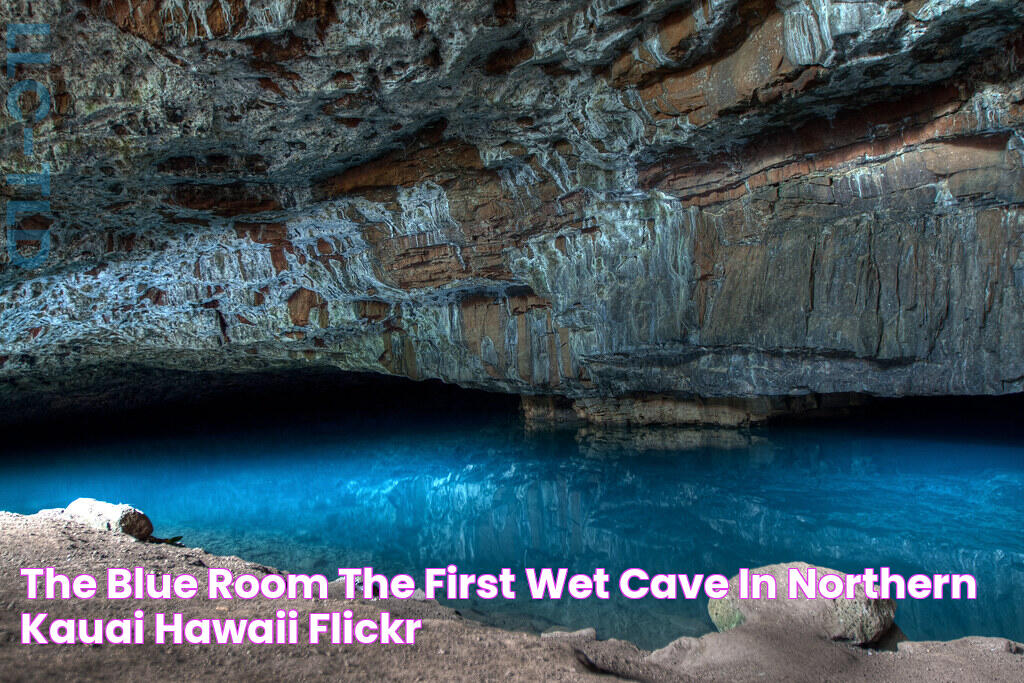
[1, 505, 1021, 682]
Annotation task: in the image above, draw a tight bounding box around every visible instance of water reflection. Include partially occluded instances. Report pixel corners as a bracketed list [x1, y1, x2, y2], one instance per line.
[0, 418, 1021, 649]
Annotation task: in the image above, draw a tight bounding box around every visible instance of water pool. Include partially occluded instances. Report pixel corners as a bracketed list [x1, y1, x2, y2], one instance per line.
[1, 409, 1022, 650]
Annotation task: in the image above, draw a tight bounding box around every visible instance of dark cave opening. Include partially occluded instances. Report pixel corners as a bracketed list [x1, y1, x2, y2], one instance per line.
[776, 392, 1024, 447]
[1, 364, 1022, 452]
[0, 367, 520, 451]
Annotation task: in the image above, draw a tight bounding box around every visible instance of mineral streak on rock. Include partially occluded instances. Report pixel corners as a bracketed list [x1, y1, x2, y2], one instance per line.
[1, 0, 1023, 424]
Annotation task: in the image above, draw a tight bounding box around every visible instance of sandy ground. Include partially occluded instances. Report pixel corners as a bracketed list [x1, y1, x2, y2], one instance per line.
[1, 511, 1021, 682]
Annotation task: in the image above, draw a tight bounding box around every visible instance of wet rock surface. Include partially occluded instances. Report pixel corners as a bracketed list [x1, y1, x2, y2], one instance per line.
[1, 1, 1023, 422]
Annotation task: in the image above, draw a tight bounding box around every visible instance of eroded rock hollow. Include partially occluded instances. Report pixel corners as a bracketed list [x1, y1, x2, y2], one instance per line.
[2, 0, 1023, 424]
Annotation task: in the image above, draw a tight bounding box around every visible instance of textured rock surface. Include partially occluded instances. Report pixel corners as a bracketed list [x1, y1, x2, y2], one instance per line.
[707, 562, 896, 645]
[2, 0, 1024, 422]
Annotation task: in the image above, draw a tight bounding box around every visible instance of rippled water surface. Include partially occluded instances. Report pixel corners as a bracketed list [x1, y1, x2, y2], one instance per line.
[2, 408, 1022, 650]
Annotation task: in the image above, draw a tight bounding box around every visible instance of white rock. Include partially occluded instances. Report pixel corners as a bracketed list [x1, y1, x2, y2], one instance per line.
[61, 498, 153, 540]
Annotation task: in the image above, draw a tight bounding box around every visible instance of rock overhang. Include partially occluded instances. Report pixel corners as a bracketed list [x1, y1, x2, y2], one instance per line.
[0, 0, 1023, 425]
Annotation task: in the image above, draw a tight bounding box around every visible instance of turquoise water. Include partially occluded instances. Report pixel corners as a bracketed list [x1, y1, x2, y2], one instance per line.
[1, 409, 1022, 650]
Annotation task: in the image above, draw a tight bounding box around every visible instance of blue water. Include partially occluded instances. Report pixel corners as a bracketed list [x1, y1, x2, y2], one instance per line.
[1, 413, 1022, 650]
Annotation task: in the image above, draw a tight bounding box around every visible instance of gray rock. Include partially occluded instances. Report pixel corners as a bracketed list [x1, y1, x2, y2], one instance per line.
[897, 636, 1024, 656]
[61, 498, 154, 541]
[540, 627, 597, 641]
[708, 562, 895, 645]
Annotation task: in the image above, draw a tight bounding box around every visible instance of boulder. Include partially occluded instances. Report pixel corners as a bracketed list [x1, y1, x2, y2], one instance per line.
[62, 498, 153, 540]
[707, 562, 895, 645]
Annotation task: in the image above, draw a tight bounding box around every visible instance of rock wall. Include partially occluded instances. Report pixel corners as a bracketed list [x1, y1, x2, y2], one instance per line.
[1, 0, 1023, 423]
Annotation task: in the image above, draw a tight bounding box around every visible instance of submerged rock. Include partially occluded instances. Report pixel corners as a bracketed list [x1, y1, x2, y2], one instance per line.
[61, 498, 154, 541]
[708, 562, 896, 645]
